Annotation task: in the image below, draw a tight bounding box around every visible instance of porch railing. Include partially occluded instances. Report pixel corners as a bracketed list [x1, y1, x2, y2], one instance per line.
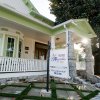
[0, 57, 86, 73]
[0, 57, 47, 72]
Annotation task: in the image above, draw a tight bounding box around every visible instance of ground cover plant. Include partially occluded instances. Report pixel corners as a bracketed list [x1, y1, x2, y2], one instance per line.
[0, 79, 99, 100]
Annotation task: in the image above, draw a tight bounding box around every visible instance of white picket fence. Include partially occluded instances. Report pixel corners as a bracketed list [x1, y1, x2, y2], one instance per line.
[0, 57, 47, 72]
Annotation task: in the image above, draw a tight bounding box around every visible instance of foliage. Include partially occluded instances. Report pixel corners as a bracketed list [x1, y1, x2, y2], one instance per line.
[82, 90, 100, 100]
[49, 0, 100, 39]
[49, 0, 100, 74]
[91, 37, 99, 56]
[71, 84, 84, 98]
[49, 0, 100, 28]
[50, 79, 57, 99]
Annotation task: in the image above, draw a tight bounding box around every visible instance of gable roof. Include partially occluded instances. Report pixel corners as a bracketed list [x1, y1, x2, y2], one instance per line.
[0, 0, 54, 26]
[0, 0, 39, 14]
[0, 0, 31, 15]
[0, 0, 96, 38]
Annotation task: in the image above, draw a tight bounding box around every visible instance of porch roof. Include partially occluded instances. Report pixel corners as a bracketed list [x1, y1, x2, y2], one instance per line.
[0, 0, 96, 38]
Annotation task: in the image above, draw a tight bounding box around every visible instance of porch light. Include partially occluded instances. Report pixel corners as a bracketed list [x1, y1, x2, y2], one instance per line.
[81, 38, 88, 44]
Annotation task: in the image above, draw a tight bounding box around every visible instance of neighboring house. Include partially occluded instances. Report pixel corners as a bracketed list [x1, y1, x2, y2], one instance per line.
[0, 0, 96, 79]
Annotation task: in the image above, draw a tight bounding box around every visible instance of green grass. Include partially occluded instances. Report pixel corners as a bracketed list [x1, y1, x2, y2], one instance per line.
[16, 83, 32, 100]
[0, 85, 7, 89]
[82, 90, 100, 100]
[50, 79, 57, 99]
[71, 84, 85, 98]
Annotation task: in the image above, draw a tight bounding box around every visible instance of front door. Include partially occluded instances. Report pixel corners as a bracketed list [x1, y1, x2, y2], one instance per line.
[35, 42, 48, 60]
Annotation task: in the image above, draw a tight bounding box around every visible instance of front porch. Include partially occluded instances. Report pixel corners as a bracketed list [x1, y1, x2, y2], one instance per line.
[0, 17, 95, 79]
[0, 56, 86, 79]
[0, 4, 96, 79]
[0, 17, 50, 79]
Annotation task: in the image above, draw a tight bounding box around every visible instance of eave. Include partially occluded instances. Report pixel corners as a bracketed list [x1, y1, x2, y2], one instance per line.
[0, 5, 52, 35]
[0, 5, 96, 38]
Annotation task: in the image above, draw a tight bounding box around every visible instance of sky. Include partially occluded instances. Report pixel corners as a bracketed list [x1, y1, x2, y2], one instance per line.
[30, 0, 56, 22]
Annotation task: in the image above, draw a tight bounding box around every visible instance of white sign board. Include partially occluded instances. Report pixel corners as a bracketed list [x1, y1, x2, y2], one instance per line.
[50, 48, 70, 79]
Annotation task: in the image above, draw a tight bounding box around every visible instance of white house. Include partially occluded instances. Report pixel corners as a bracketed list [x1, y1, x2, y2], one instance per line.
[0, 0, 96, 80]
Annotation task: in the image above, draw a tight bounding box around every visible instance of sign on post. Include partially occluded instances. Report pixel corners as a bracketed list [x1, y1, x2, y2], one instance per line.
[50, 48, 70, 79]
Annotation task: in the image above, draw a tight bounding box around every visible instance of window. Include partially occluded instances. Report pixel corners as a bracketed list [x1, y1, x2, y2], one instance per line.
[6, 37, 15, 57]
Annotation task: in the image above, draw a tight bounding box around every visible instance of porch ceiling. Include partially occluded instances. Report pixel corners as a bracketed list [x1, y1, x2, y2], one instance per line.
[67, 19, 96, 38]
[55, 32, 82, 45]
[0, 18, 50, 43]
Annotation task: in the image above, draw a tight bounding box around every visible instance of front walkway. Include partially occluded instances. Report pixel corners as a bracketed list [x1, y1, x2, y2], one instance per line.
[0, 78, 99, 100]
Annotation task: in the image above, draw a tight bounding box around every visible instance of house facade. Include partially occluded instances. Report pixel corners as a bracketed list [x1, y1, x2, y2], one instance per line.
[0, 0, 96, 79]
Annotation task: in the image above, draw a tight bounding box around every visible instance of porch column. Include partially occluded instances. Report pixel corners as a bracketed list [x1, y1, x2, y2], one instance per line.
[66, 30, 77, 78]
[51, 36, 55, 49]
[16, 35, 19, 58]
[1, 33, 5, 56]
[85, 40, 94, 75]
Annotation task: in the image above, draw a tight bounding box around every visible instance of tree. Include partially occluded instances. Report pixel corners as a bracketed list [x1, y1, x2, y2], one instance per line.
[49, 0, 100, 74]
[49, 0, 100, 27]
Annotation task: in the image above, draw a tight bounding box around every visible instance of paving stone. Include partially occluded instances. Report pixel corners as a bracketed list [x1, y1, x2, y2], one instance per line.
[28, 88, 41, 96]
[57, 90, 80, 100]
[0, 97, 15, 100]
[40, 89, 51, 97]
[0, 86, 25, 94]
[34, 83, 46, 88]
[85, 84, 97, 91]
[56, 84, 73, 89]
[12, 82, 29, 86]
[57, 90, 67, 99]
[66, 91, 81, 100]
[76, 84, 97, 91]
[82, 92, 90, 96]
[28, 88, 51, 97]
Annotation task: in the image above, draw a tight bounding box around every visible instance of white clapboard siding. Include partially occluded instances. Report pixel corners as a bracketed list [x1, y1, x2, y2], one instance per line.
[0, 57, 47, 72]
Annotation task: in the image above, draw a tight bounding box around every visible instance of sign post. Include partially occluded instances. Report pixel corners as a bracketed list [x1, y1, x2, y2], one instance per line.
[46, 41, 51, 92]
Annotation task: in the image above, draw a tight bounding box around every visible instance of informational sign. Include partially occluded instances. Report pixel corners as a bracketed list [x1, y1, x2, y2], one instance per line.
[50, 48, 70, 79]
